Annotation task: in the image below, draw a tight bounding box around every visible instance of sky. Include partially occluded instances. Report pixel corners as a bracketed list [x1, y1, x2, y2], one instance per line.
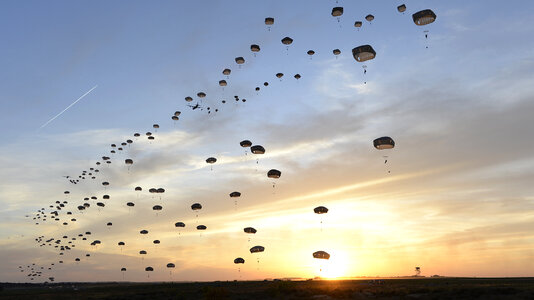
[1, 0, 534, 282]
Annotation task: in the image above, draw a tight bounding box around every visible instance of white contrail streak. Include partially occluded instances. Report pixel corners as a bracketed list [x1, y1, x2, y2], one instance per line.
[39, 85, 98, 129]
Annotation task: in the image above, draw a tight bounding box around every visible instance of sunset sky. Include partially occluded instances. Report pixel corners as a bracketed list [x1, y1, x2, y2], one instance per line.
[1, 0, 534, 282]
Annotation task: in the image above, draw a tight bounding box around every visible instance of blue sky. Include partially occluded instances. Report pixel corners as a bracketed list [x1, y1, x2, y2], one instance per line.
[1, 0, 534, 282]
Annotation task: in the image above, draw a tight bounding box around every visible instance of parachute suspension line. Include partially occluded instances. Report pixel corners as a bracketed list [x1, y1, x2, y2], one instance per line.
[362, 65, 368, 84]
[424, 30, 430, 49]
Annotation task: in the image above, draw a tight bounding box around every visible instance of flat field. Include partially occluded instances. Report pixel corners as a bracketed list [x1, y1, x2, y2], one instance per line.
[1, 277, 534, 299]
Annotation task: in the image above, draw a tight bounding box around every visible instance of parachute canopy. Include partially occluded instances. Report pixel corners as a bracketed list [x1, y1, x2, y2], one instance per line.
[175, 222, 185, 228]
[230, 191, 241, 198]
[265, 17, 274, 25]
[267, 169, 281, 179]
[333, 49, 341, 55]
[244, 227, 257, 234]
[352, 45, 376, 62]
[281, 37, 293, 45]
[250, 246, 265, 253]
[331, 7, 343, 17]
[235, 57, 245, 64]
[313, 251, 331, 260]
[354, 21, 362, 28]
[197, 225, 207, 230]
[234, 257, 245, 264]
[365, 14, 374, 22]
[373, 136, 395, 149]
[397, 4, 407, 13]
[191, 203, 202, 210]
[251, 44, 260, 52]
[412, 9, 436, 26]
[314, 206, 329, 214]
[206, 157, 217, 164]
[223, 68, 231, 75]
[167, 263, 175, 268]
[251, 145, 265, 154]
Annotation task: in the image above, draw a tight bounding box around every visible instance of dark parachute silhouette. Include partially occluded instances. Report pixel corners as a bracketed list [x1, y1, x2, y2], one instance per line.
[153, 240, 160, 245]
[197, 225, 207, 230]
[398, 4, 407, 13]
[250, 246, 264, 253]
[313, 251, 330, 260]
[127, 202, 135, 207]
[365, 14, 374, 23]
[265, 17, 274, 31]
[276, 73, 284, 81]
[314, 206, 328, 214]
[373, 136, 395, 150]
[354, 21, 362, 30]
[251, 145, 265, 167]
[294, 74, 301, 80]
[250, 44, 260, 57]
[167, 263, 175, 276]
[307, 50, 315, 60]
[230, 191, 241, 208]
[145, 266, 153, 278]
[412, 9, 437, 48]
[352, 45, 376, 62]
[222, 68, 231, 77]
[197, 92, 206, 98]
[107, 222, 112, 227]
[240, 140, 252, 155]
[97, 202, 105, 207]
[244, 227, 257, 234]
[175, 221, 185, 236]
[235, 57, 245, 67]
[140, 230, 149, 235]
[185, 96, 193, 102]
[153, 205, 163, 211]
[267, 169, 282, 188]
[374, 136, 395, 172]
[174, 111, 181, 117]
[234, 258, 245, 264]
[413, 9, 436, 26]
[219, 80, 227, 87]
[206, 157, 217, 170]
[333, 49, 341, 58]
[281, 37, 293, 52]
[331, 7, 343, 23]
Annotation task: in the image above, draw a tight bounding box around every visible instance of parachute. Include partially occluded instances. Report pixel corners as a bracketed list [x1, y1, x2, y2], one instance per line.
[250, 246, 265, 253]
[140, 230, 148, 234]
[222, 68, 231, 76]
[196, 225, 207, 230]
[354, 21, 362, 28]
[234, 258, 245, 264]
[412, 9, 436, 26]
[313, 251, 330, 260]
[219, 80, 227, 87]
[153, 124, 159, 129]
[276, 73, 284, 80]
[153, 240, 160, 244]
[240, 140, 252, 148]
[107, 222, 112, 226]
[397, 4, 407, 13]
[352, 45, 376, 62]
[135, 186, 142, 192]
[121, 267, 126, 271]
[118, 242, 125, 246]
[197, 92, 206, 98]
[294, 74, 301, 80]
[365, 14, 374, 23]
[229, 191, 241, 198]
[333, 49, 341, 56]
[125, 159, 133, 165]
[206, 157, 217, 164]
[314, 206, 329, 214]
[152, 205, 163, 211]
[244, 227, 257, 234]
[331, 7, 343, 17]
[127, 202, 135, 207]
[373, 136, 395, 149]
[307, 50, 315, 57]
[251, 145, 265, 154]
[281, 37, 293, 45]
[191, 203, 202, 210]
[251, 44, 260, 53]
[166, 263, 175, 268]
[235, 57, 245, 65]
[265, 17, 274, 25]
[175, 222, 185, 227]
[185, 96, 193, 102]
[267, 169, 281, 179]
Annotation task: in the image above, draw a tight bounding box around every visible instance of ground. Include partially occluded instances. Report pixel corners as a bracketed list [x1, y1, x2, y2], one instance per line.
[1, 278, 534, 299]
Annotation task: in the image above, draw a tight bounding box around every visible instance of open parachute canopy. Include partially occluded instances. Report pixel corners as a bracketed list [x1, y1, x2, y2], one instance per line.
[352, 45, 376, 62]
[313, 251, 331, 260]
[412, 9, 437, 26]
[373, 136, 395, 149]
[250, 246, 265, 253]
[314, 206, 329, 214]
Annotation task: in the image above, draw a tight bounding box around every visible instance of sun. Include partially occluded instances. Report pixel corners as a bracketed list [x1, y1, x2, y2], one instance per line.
[314, 250, 350, 279]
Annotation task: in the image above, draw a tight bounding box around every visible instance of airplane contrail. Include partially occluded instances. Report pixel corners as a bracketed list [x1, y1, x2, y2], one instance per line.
[39, 85, 98, 129]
